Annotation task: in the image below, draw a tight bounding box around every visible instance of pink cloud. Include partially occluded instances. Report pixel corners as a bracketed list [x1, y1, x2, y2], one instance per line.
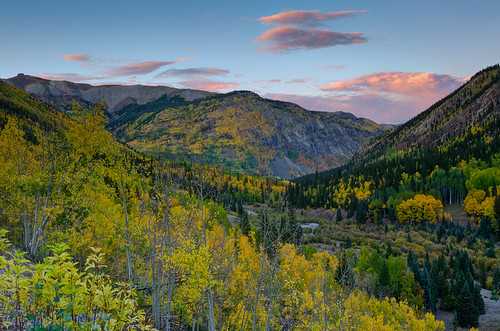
[320, 71, 463, 96]
[265, 72, 466, 124]
[60, 54, 93, 62]
[259, 10, 367, 27]
[178, 79, 240, 91]
[155, 67, 229, 78]
[287, 77, 311, 83]
[101, 59, 190, 78]
[255, 26, 366, 53]
[324, 65, 346, 70]
[37, 72, 104, 82]
[251, 79, 281, 84]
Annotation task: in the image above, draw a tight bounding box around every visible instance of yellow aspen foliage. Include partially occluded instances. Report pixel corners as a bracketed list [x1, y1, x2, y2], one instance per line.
[355, 181, 373, 201]
[396, 194, 443, 223]
[464, 188, 496, 223]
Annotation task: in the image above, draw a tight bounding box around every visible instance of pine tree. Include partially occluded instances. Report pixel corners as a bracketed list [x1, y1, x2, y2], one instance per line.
[474, 283, 486, 315]
[344, 237, 352, 249]
[420, 266, 435, 312]
[336, 207, 342, 223]
[377, 259, 392, 298]
[455, 282, 479, 327]
[493, 266, 500, 292]
[240, 211, 251, 237]
[479, 260, 487, 288]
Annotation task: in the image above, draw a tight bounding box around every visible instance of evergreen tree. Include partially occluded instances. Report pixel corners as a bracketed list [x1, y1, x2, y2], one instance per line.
[493, 266, 500, 292]
[344, 237, 352, 249]
[377, 259, 392, 298]
[240, 211, 251, 237]
[474, 283, 486, 315]
[336, 207, 342, 223]
[420, 266, 435, 312]
[479, 260, 487, 288]
[455, 282, 479, 328]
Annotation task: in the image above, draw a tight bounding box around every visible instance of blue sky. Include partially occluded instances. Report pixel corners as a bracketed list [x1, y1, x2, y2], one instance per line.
[1, 0, 499, 123]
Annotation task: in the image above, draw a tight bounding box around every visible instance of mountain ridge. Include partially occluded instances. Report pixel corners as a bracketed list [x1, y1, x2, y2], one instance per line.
[3, 74, 388, 179]
[1, 74, 215, 117]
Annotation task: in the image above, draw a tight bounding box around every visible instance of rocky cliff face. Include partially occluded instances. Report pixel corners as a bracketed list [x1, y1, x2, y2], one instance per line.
[2, 74, 214, 117]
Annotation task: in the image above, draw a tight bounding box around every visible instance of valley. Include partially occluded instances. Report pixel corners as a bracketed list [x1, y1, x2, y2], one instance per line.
[0, 64, 499, 330]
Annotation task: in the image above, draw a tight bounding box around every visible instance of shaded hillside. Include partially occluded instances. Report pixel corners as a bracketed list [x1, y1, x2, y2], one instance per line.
[112, 90, 386, 178]
[2, 74, 214, 117]
[0, 80, 71, 135]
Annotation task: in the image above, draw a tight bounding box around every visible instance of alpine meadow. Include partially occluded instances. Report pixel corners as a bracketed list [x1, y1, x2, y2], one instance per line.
[1, 1, 500, 330]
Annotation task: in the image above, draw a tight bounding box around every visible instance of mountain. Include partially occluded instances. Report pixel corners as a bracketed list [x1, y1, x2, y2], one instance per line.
[353, 64, 500, 163]
[112, 91, 387, 178]
[291, 64, 500, 210]
[2, 74, 214, 117]
[2, 75, 388, 179]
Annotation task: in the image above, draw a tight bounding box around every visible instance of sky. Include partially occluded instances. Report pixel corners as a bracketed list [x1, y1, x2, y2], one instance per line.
[1, 0, 499, 124]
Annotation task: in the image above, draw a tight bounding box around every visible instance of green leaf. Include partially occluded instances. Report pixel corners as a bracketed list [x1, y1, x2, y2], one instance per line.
[9, 310, 18, 318]
[66, 302, 73, 310]
[63, 314, 72, 323]
[26, 313, 36, 320]
[55, 309, 65, 316]
[53, 296, 60, 303]
[35, 283, 44, 290]
[36, 293, 43, 298]
[102, 313, 110, 321]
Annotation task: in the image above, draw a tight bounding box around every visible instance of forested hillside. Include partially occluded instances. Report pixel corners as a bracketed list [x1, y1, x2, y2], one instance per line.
[289, 66, 500, 329]
[0, 82, 446, 330]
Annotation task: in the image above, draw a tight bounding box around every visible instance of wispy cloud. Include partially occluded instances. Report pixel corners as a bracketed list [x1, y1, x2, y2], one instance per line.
[287, 77, 311, 83]
[60, 54, 93, 62]
[255, 9, 367, 53]
[324, 65, 346, 70]
[155, 67, 229, 78]
[178, 79, 240, 91]
[256, 26, 366, 53]
[251, 79, 281, 84]
[45, 56, 193, 83]
[101, 59, 190, 78]
[60, 54, 140, 64]
[37, 72, 104, 82]
[265, 71, 466, 124]
[259, 10, 367, 27]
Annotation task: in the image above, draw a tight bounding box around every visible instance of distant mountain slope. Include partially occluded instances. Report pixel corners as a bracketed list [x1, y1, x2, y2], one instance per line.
[2, 75, 388, 178]
[2, 74, 214, 117]
[110, 90, 386, 178]
[354, 64, 500, 163]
